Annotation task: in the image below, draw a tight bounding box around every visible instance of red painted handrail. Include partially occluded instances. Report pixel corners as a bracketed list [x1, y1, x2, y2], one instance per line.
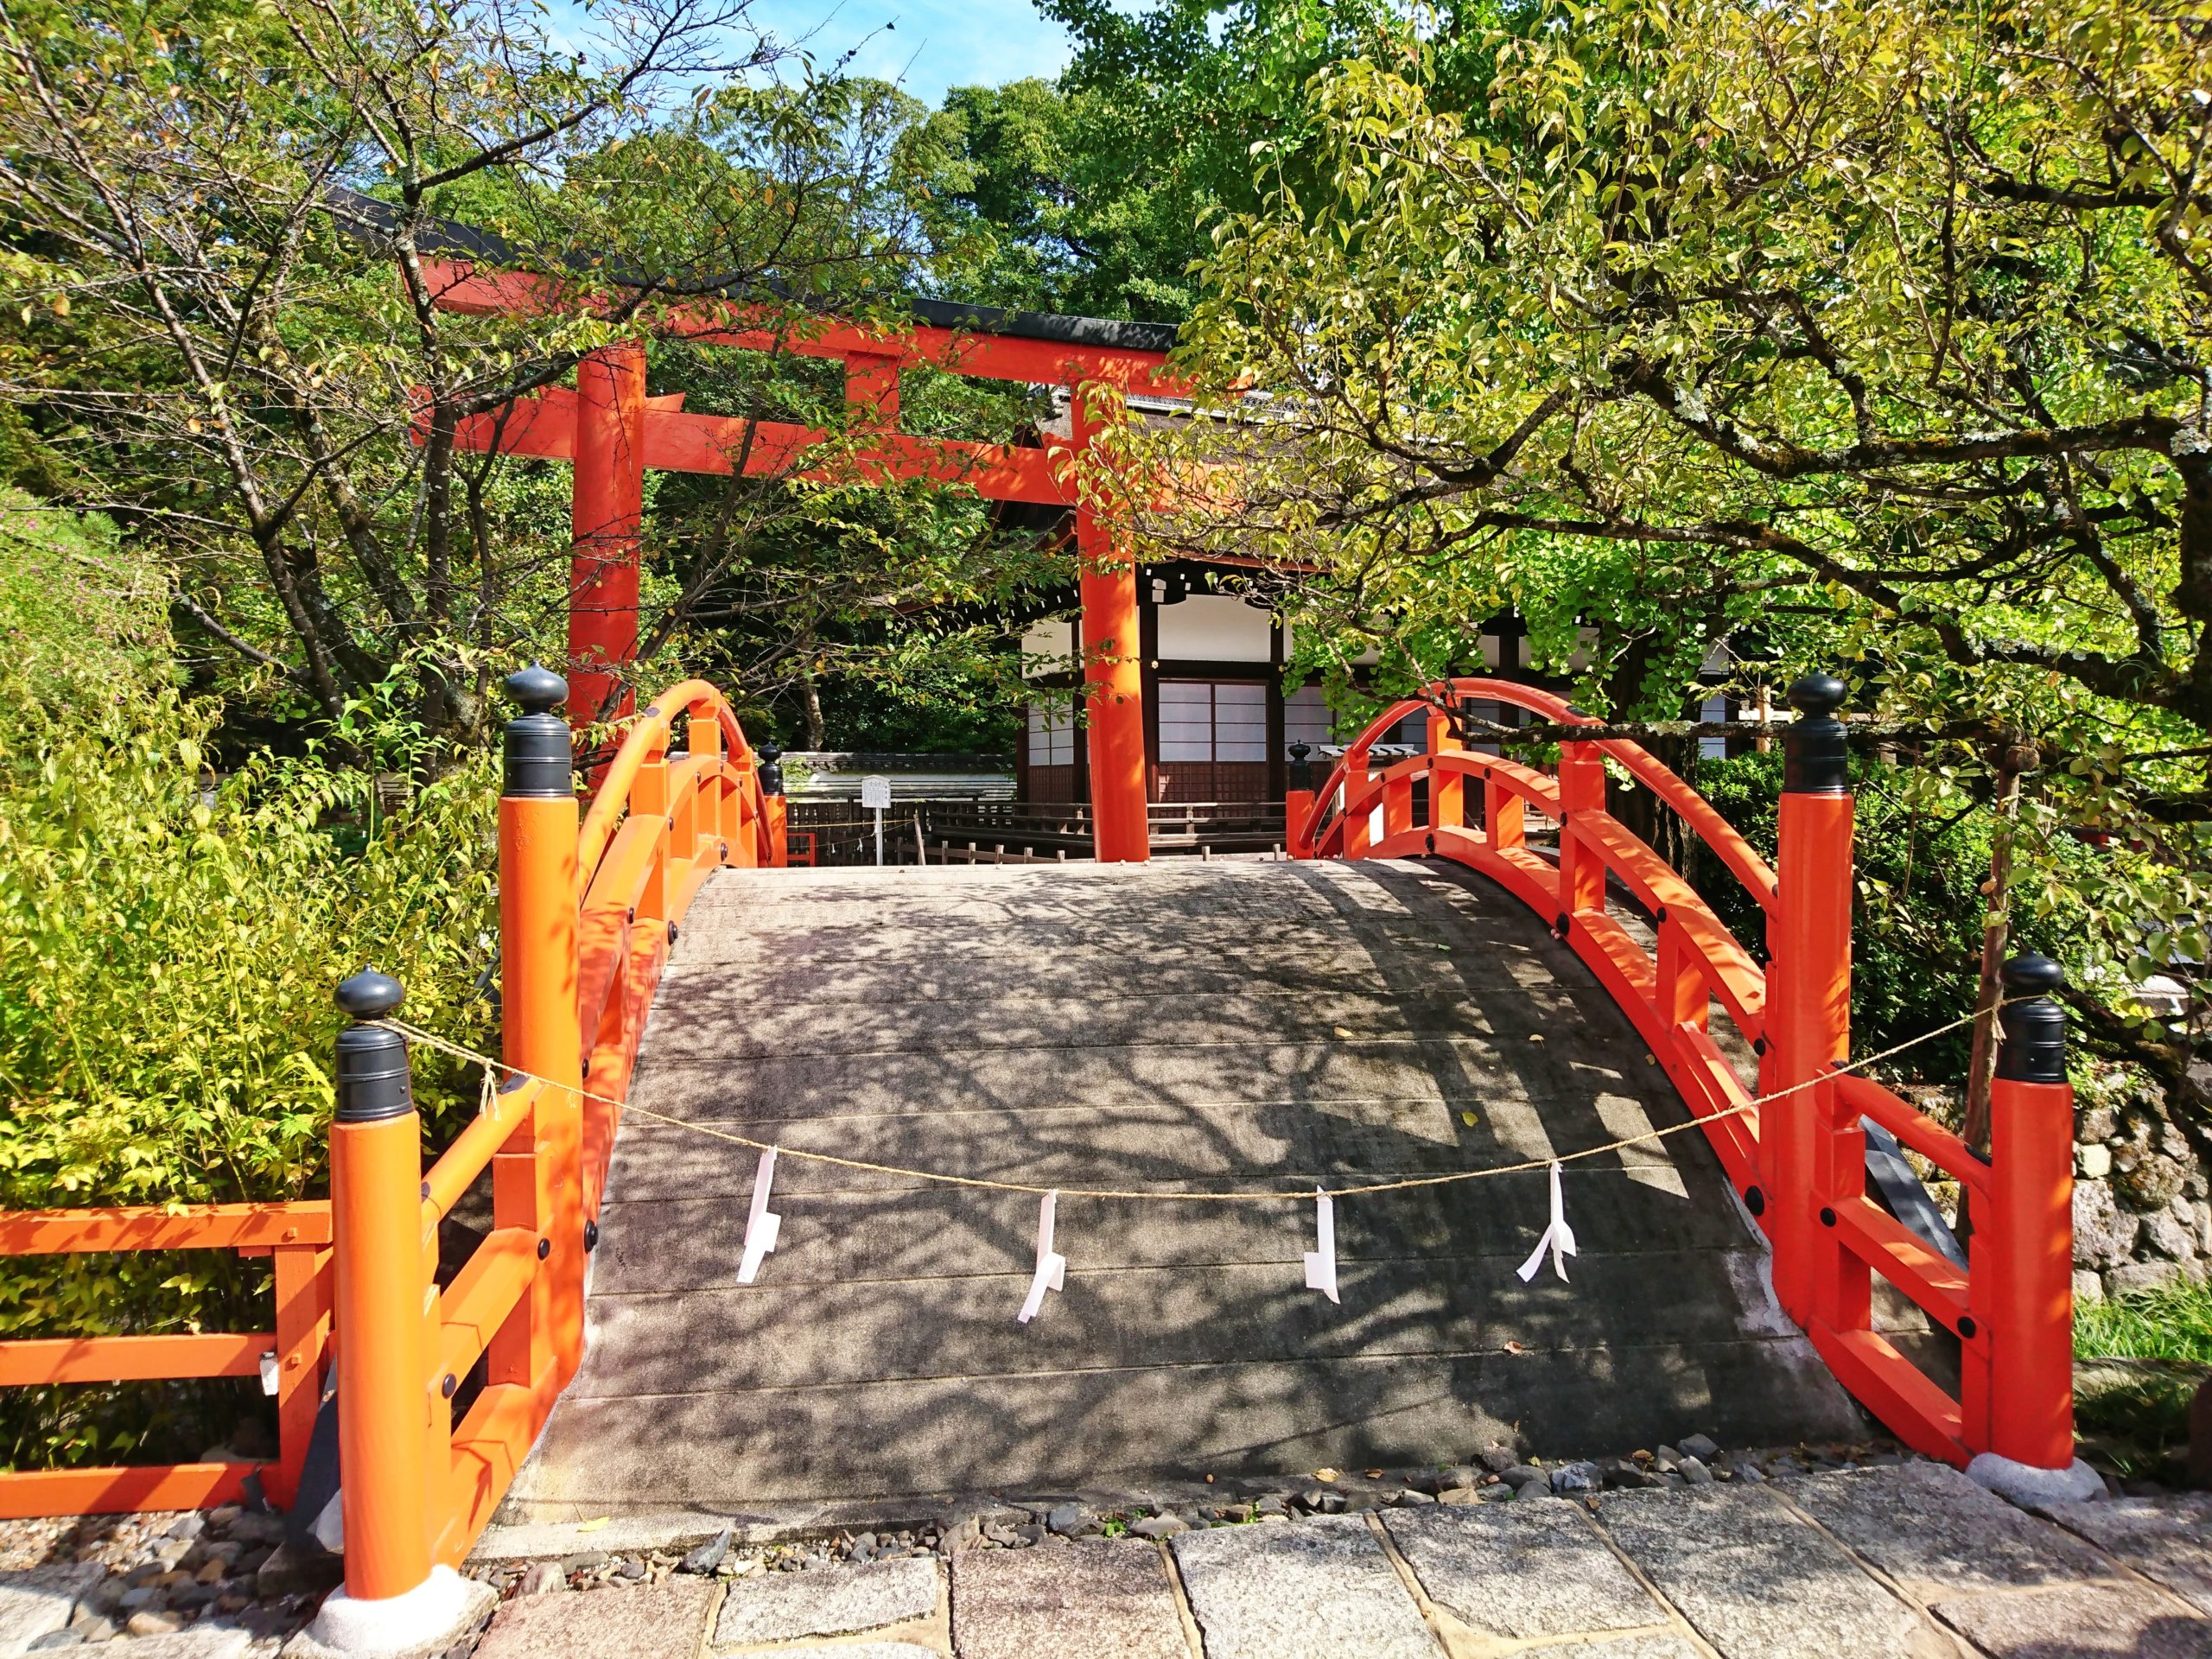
[0, 1205, 333, 1519]
[1291, 677, 2071, 1473]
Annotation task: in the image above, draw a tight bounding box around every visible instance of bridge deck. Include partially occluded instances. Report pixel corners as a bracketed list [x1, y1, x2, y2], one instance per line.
[505, 859, 1858, 1518]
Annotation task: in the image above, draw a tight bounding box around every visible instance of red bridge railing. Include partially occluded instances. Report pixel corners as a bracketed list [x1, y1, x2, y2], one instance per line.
[1293, 673, 2079, 1481]
[0, 667, 787, 1644]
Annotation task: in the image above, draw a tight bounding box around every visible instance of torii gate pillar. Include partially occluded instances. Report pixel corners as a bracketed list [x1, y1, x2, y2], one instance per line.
[569, 342, 648, 727]
[1072, 388, 1148, 862]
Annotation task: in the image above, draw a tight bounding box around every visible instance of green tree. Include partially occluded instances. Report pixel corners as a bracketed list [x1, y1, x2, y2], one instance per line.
[1137, 0, 2212, 1141]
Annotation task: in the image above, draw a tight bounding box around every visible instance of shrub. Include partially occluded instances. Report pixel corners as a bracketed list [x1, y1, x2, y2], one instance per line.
[0, 649, 499, 1466]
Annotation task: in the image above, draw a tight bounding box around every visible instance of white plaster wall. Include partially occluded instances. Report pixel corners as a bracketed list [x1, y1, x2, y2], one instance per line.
[1020, 617, 1078, 678]
[1156, 594, 1273, 663]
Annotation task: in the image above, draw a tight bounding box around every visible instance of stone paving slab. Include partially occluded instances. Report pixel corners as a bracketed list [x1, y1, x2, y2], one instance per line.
[1781, 1463, 2113, 1596]
[1592, 1485, 1929, 1659]
[474, 1579, 717, 1659]
[1522, 1638, 1702, 1659]
[760, 1647, 940, 1659]
[949, 1539, 1185, 1659]
[0, 1564, 102, 1656]
[714, 1557, 938, 1648]
[1930, 1583, 2212, 1657]
[2044, 1495, 2212, 1617]
[1171, 1515, 1437, 1659]
[1380, 1501, 1666, 1639]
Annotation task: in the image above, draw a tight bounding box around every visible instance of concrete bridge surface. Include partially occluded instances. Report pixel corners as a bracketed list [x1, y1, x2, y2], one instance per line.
[503, 859, 1861, 1518]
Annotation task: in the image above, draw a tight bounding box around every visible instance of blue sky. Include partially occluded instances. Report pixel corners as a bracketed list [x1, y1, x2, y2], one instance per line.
[741, 0, 1075, 105]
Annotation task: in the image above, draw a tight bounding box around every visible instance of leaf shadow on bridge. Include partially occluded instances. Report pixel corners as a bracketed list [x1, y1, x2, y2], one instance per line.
[534, 859, 1863, 1511]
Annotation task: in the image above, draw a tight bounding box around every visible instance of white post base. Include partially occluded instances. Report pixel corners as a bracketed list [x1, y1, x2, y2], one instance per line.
[1965, 1452, 2105, 1509]
[289, 1566, 495, 1657]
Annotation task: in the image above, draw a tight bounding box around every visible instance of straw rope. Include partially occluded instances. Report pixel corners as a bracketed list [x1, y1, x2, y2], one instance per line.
[376, 1000, 2008, 1204]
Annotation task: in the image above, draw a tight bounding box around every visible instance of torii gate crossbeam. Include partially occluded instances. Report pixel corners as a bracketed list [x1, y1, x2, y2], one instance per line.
[425, 259, 1180, 863]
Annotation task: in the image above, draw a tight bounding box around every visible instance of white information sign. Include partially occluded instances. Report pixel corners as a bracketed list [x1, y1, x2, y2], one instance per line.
[861, 775, 892, 864]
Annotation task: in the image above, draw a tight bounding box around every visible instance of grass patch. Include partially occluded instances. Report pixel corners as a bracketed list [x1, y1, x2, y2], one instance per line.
[2074, 1280, 2211, 1481]
[2076, 1280, 2212, 1365]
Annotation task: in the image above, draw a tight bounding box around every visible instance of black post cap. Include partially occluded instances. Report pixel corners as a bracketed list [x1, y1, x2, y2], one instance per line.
[1287, 741, 1312, 789]
[1996, 953, 2069, 1084]
[334, 969, 414, 1123]
[502, 664, 575, 799]
[756, 741, 785, 798]
[1782, 671, 1851, 794]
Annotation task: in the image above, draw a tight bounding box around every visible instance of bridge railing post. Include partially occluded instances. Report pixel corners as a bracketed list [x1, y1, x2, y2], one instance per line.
[1427, 703, 1464, 833]
[1769, 671, 1855, 1332]
[1554, 736, 1606, 928]
[499, 668, 585, 1389]
[1285, 742, 1314, 860]
[1976, 954, 2093, 1491]
[1344, 738, 1374, 859]
[757, 742, 788, 868]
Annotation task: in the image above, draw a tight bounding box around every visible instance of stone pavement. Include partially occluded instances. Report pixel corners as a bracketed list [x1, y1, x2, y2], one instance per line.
[457, 1465, 2212, 1659]
[509, 859, 1862, 1516]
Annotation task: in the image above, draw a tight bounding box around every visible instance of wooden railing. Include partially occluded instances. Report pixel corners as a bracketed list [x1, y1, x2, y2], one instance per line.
[1296, 673, 2081, 1480]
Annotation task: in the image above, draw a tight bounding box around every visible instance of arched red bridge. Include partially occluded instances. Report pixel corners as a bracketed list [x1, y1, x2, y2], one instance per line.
[0, 664, 2087, 1649]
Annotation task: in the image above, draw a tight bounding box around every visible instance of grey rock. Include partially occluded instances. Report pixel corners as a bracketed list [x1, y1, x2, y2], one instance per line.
[1549, 1461, 1602, 1495]
[2074, 1269, 2107, 1305]
[2077, 1105, 2118, 1143]
[556, 1553, 610, 1575]
[2117, 1152, 2188, 1211]
[24, 1633, 82, 1651]
[2144, 1212, 2198, 1260]
[1045, 1503, 1089, 1535]
[1728, 1460, 1766, 1484]
[678, 1529, 731, 1575]
[1652, 1446, 1681, 1471]
[255, 1542, 340, 1601]
[66, 1618, 113, 1643]
[151, 1543, 194, 1572]
[1678, 1433, 1720, 1461]
[1128, 1516, 1187, 1540]
[166, 1516, 207, 1543]
[1392, 1489, 1437, 1506]
[1478, 1446, 1521, 1474]
[1501, 1465, 1545, 1489]
[2109, 1259, 2189, 1296]
[1253, 1496, 1290, 1518]
[613, 1558, 648, 1581]
[714, 1556, 938, 1647]
[1173, 1515, 1435, 1659]
[1012, 1524, 1045, 1547]
[219, 1513, 284, 1548]
[1382, 1501, 1666, 1639]
[1600, 1459, 1662, 1491]
[1438, 1487, 1481, 1505]
[118, 1587, 166, 1613]
[1677, 1456, 1714, 1486]
[518, 1563, 565, 1597]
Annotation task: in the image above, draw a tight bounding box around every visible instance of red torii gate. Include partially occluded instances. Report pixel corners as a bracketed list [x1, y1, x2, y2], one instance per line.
[424, 259, 1183, 863]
